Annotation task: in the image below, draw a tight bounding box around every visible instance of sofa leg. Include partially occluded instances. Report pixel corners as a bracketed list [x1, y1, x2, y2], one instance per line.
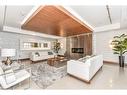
[31, 61, 34, 64]
[68, 73, 91, 84]
[101, 66, 103, 69]
[87, 81, 91, 84]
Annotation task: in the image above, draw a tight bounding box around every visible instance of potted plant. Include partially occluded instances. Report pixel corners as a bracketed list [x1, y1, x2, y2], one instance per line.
[111, 34, 127, 67]
[53, 40, 61, 55]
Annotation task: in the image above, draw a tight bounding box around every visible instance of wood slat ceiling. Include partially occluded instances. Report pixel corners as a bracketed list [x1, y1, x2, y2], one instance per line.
[21, 6, 93, 37]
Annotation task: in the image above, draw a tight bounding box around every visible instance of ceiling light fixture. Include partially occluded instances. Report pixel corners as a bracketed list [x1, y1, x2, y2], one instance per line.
[3, 5, 7, 29]
[106, 5, 112, 24]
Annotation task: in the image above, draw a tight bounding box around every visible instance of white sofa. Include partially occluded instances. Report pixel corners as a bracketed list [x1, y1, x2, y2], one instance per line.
[67, 55, 103, 83]
[30, 51, 54, 62]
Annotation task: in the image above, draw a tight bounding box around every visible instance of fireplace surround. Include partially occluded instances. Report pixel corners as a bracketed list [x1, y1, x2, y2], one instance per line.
[66, 33, 92, 59]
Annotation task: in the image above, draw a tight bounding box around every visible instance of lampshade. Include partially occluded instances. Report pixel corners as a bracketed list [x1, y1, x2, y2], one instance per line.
[1, 49, 16, 57]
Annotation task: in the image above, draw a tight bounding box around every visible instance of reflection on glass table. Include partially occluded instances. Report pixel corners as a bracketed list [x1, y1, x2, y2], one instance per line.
[0, 61, 31, 90]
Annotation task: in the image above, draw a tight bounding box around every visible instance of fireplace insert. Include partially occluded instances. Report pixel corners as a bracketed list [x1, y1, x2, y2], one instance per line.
[72, 48, 84, 53]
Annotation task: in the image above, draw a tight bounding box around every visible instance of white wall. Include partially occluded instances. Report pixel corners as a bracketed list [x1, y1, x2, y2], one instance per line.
[94, 29, 127, 64]
[0, 31, 55, 60]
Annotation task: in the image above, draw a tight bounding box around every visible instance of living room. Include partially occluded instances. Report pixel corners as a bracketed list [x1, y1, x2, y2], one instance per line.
[0, 3, 127, 92]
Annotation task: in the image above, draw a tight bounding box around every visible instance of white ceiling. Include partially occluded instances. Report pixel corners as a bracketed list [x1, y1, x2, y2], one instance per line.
[109, 6, 121, 24]
[70, 6, 122, 28]
[5, 6, 33, 28]
[0, 5, 127, 34]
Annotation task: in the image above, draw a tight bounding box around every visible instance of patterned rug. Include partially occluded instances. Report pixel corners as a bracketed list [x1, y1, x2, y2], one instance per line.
[31, 61, 67, 89]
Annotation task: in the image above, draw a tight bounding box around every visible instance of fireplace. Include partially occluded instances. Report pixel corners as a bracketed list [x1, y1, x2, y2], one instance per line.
[72, 48, 84, 54]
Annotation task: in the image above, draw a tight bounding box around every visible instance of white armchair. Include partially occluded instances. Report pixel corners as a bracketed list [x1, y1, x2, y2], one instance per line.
[67, 55, 103, 83]
[0, 61, 30, 89]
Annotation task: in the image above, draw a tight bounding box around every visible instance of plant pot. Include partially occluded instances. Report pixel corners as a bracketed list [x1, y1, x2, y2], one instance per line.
[119, 56, 125, 67]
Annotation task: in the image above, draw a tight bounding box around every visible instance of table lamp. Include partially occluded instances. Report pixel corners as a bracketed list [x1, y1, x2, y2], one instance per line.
[1, 49, 16, 65]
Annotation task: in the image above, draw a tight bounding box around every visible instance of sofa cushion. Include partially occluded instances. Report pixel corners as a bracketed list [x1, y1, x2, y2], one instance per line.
[42, 51, 48, 55]
[78, 58, 86, 62]
[78, 57, 88, 62]
[78, 55, 96, 63]
[4, 68, 16, 84]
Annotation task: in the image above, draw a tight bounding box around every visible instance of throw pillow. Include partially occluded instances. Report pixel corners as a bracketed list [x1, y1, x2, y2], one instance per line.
[48, 52, 53, 55]
[35, 52, 40, 57]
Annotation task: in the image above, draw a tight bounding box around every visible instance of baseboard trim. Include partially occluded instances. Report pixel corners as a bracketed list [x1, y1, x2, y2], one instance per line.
[103, 60, 118, 64]
[19, 58, 30, 61]
[12, 58, 30, 61]
[31, 59, 47, 63]
[104, 60, 127, 66]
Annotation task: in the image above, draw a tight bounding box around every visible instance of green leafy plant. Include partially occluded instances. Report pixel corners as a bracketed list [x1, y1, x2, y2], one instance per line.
[111, 34, 127, 56]
[53, 40, 61, 54]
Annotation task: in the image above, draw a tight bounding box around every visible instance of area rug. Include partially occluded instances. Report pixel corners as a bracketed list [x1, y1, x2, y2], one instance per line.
[31, 61, 67, 89]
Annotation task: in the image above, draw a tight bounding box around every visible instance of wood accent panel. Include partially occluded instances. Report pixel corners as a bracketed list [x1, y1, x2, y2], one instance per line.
[22, 6, 93, 37]
[66, 33, 92, 59]
[56, 6, 93, 31]
[84, 34, 92, 55]
[23, 6, 44, 26]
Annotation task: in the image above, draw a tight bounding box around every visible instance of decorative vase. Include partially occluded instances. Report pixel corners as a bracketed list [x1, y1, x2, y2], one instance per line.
[119, 56, 125, 67]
